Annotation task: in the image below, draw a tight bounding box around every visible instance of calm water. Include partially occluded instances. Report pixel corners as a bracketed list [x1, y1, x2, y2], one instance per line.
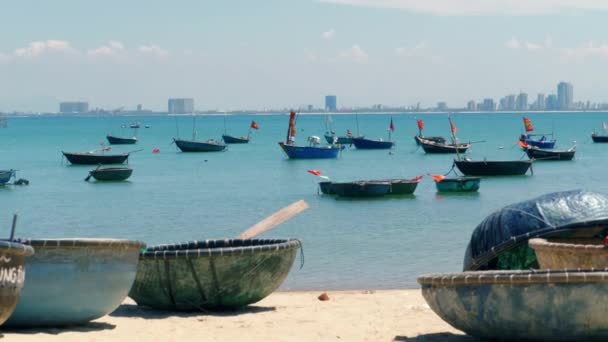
[0, 112, 605, 290]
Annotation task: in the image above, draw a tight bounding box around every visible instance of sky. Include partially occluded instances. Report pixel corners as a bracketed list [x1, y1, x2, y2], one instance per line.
[2, 0, 608, 112]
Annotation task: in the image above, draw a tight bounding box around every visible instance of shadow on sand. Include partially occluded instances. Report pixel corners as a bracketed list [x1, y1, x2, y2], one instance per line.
[394, 332, 481, 341]
[110, 303, 276, 319]
[2, 322, 116, 336]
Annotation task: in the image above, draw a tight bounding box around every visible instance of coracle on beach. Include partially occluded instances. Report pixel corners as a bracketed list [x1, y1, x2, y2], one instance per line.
[0, 241, 34, 326]
[4, 238, 145, 327]
[129, 238, 302, 311]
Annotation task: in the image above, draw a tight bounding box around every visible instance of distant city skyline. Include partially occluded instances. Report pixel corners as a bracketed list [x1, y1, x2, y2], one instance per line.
[3, 1, 608, 112]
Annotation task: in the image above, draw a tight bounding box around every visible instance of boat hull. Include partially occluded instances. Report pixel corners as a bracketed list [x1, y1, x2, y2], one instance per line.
[106, 135, 137, 145]
[174, 138, 227, 152]
[351, 137, 394, 150]
[592, 134, 608, 143]
[319, 181, 335, 195]
[222, 134, 249, 144]
[419, 269, 608, 341]
[0, 241, 34, 326]
[523, 135, 556, 149]
[454, 160, 532, 176]
[525, 147, 575, 160]
[324, 134, 353, 145]
[62, 152, 129, 165]
[382, 179, 419, 195]
[0, 170, 15, 185]
[435, 177, 480, 192]
[129, 239, 301, 311]
[331, 181, 391, 197]
[89, 167, 133, 181]
[414, 135, 446, 146]
[5, 238, 145, 327]
[278, 143, 341, 159]
[418, 138, 470, 154]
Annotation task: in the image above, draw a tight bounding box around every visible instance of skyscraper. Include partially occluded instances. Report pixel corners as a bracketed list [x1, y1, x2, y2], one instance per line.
[467, 100, 476, 111]
[325, 95, 337, 112]
[557, 82, 573, 110]
[168, 98, 194, 113]
[516, 93, 528, 111]
[482, 98, 495, 111]
[536, 94, 545, 111]
[59, 102, 89, 113]
[546, 94, 558, 110]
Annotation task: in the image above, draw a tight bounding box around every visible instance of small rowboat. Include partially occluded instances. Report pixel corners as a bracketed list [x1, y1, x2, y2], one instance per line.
[222, 134, 249, 144]
[434, 176, 480, 192]
[62, 151, 130, 165]
[331, 181, 391, 197]
[351, 137, 394, 150]
[129, 239, 301, 311]
[592, 133, 608, 143]
[525, 146, 575, 160]
[173, 138, 227, 152]
[106, 134, 137, 145]
[87, 167, 133, 181]
[418, 137, 470, 154]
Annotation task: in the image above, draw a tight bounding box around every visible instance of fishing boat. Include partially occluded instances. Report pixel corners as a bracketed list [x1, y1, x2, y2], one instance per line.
[323, 116, 353, 144]
[0, 239, 34, 326]
[418, 269, 608, 341]
[464, 190, 608, 271]
[454, 159, 532, 176]
[591, 121, 608, 142]
[524, 145, 575, 161]
[318, 181, 335, 195]
[431, 175, 480, 192]
[413, 119, 446, 145]
[129, 122, 141, 129]
[381, 177, 422, 195]
[222, 119, 258, 144]
[87, 167, 133, 181]
[351, 116, 395, 150]
[174, 115, 226, 152]
[106, 134, 137, 145]
[5, 238, 144, 327]
[331, 181, 392, 197]
[418, 137, 470, 154]
[129, 239, 302, 311]
[278, 112, 342, 159]
[0, 170, 15, 185]
[519, 117, 556, 149]
[62, 150, 131, 165]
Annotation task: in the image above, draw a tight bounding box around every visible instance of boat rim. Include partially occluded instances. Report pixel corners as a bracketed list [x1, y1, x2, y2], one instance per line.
[10, 238, 145, 249]
[140, 238, 301, 259]
[0, 240, 34, 256]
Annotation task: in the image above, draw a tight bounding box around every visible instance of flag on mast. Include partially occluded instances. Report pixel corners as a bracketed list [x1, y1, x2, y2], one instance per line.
[523, 117, 534, 132]
[389, 117, 395, 132]
[416, 119, 424, 131]
[449, 117, 458, 133]
[250, 120, 259, 130]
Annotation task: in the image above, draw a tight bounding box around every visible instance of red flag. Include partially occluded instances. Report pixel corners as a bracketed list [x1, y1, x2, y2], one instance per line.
[449, 118, 458, 133]
[523, 117, 534, 132]
[389, 117, 395, 132]
[416, 119, 424, 131]
[250, 120, 259, 130]
[517, 140, 529, 149]
[430, 174, 446, 183]
[410, 175, 424, 183]
[307, 169, 321, 176]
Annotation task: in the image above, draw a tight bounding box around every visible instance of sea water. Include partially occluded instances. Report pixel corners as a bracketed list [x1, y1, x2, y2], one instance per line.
[0, 112, 605, 289]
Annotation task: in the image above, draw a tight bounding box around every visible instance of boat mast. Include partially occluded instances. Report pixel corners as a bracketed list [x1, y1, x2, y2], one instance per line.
[356, 114, 360, 137]
[192, 114, 197, 141]
[449, 113, 461, 161]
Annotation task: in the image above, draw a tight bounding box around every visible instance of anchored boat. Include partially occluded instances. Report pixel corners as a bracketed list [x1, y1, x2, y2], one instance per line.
[278, 112, 342, 159]
[87, 167, 133, 181]
[106, 134, 137, 145]
[62, 150, 131, 165]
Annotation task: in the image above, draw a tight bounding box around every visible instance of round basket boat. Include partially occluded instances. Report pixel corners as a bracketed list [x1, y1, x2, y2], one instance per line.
[529, 237, 608, 269]
[129, 239, 302, 311]
[0, 241, 34, 326]
[418, 269, 608, 340]
[4, 238, 145, 327]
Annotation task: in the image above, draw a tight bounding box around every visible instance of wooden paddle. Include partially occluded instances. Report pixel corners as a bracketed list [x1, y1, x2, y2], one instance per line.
[237, 200, 309, 239]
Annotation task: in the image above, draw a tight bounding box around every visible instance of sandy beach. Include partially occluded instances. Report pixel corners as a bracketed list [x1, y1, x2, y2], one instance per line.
[0, 290, 470, 342]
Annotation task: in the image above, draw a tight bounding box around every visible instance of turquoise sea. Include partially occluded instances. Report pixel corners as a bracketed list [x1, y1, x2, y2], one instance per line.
[0, 112, 605, 290]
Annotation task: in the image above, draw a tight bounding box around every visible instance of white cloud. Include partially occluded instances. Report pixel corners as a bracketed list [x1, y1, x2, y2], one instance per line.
[505, 37, 521, 49]
[319, 0, 608, 16]
[88, 41, 125, 56]
[505, 37, 551, 51]
[322, 29, 336, 40]
[338, 44, 368, 63]
[14, 40, 72, 57]
[561, 41, 608, 61]
[396, 41, 428, 57]
[138, 44, 169, 57]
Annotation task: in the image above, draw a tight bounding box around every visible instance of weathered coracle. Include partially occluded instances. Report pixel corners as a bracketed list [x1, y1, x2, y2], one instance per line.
[463, 190, 608, 271]
[129, 239, 302, 311]
[418, 269, 608, 341]
[434, 177, 480, 192]
[0, 241, 34, 326]
[4, 238, 145, 327]
[529, 237, 608, 269]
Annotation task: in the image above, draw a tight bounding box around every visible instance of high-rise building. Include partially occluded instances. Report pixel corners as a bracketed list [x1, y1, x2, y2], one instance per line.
[516, 93, 528, 111]
[168, 98, 194, 114]
[467, 100, 476, 111]
[437, 102, 447, 111]
[557, 82, 573, 110]
[325, 95, 337, 112]
[536, 94, 545, 111]
[546, 94, 558, 110]
[59, 102, 89, 113]
[481, 98, 495, 111]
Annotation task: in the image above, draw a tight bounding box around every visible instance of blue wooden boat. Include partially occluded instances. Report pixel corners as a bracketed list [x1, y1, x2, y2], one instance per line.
[173, 138, 227, 152]
[4, 238, 145, 327]
[525, 145, 575, 160]
[433, 176, 480, 192]
[463, 190, 608, 271]
[129, 239, 301, 310]
[279, 112, 341, 159]
[419, 269, 608, 341]
[0, 170, 15, 185]
[519, 134, 556, 149]
[0, 240, 34, 325]
[331, 181, 391, 197]
[351, 137, 394, 150]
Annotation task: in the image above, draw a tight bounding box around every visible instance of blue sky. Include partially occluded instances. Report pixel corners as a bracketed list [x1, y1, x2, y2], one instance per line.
[2, 0, 608, 112]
